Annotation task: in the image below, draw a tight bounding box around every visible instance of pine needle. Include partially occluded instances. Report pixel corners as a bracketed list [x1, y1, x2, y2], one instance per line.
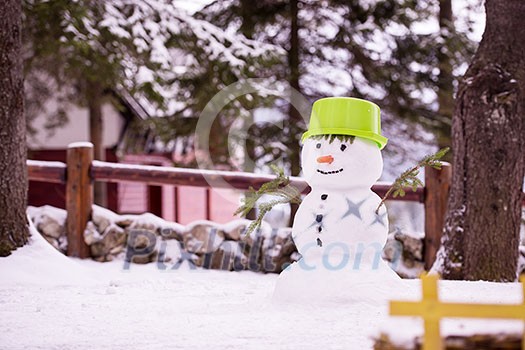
[234, 165, 302, 236]
[375, 147, 449, 214]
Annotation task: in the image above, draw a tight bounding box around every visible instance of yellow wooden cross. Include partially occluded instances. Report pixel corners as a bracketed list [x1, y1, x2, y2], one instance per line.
[389, 274, 525, 350]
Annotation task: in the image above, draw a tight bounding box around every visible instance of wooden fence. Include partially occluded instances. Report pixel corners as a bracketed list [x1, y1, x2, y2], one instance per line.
[390, 273, 525, 350]
[28, 143, 451, 265]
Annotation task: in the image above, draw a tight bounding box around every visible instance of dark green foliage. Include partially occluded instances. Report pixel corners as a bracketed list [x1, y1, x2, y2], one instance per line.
[235, 165, 302, 235]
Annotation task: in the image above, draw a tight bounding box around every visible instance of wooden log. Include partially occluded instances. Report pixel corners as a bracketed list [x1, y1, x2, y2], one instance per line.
[91, 160, 310, 192]
[173, 186, 179, 223]
[205, 188, 211, 220]
[66, 143, 93, 258]
[147, 184, 163, 218]
[424, 162, 452, 270]
[27, 160, 66, 184]
[91, 160, 424, 202]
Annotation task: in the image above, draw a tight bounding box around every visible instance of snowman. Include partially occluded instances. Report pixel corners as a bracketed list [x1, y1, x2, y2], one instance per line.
[273, 97, 401, 304]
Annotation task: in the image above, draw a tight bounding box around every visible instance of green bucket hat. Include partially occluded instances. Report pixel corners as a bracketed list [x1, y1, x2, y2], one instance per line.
[302, 97, 388, 149]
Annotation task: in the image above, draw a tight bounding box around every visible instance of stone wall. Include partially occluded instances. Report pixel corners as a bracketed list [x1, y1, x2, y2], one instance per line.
[28, 205, 300, 273]
[382, 228, 425, 278]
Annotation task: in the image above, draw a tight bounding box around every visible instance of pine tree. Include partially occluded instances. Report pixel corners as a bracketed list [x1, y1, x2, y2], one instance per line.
[198, 0, 475, 172]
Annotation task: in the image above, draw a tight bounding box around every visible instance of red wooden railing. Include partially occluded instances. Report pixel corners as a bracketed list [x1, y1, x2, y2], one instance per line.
[29, 143, 453, 267]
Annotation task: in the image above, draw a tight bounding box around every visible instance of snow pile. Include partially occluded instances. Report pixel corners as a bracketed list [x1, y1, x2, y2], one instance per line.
[27, 205, 68, 253]
[1, 218, 97, 286]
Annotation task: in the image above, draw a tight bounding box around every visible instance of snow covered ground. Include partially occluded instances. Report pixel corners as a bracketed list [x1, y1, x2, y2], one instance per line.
[1, 222, 523, 350]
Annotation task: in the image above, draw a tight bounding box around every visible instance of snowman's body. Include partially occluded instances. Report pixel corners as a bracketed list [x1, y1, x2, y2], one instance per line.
[292, 188, 387, 267]
[273, 135, 400, 303]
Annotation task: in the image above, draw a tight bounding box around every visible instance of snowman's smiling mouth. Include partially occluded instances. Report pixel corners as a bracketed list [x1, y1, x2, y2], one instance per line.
[317, 168, 344, 175]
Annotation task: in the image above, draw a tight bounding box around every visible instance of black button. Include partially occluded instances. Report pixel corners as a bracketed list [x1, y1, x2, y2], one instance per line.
[317, 238, 323, 247]
[321, 194, 328, 200]
[317, 226, 322, 233]
[316, 214, 323, 222]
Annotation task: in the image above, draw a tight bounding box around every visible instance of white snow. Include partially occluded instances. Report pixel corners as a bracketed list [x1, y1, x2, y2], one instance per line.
[172, 0, 215, 15]
[135, 66, 155, 84]
[0, 222, 389, 349]
[184, 219, 248, 234]
[1, 219, 97, 286]
[1, 221, 524, 349]
[26, 160, 67, 169]
[28, 205, 67, 228]
[92, 204, 122, 224]
[67, 141, 94, 149]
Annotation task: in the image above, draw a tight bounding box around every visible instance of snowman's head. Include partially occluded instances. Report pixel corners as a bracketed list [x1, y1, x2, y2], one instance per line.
[301, 134, 383, 190]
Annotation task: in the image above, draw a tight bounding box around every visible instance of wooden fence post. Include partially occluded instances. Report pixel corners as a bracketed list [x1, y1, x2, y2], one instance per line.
[173, 186, 180, 223]
[66, 142, 93, 258]
[424, 162, 452, 270]
[205, 188, 211, 220]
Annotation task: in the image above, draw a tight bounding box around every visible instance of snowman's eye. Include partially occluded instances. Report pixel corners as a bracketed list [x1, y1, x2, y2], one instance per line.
[340, 144, 347, 152]
[316, 143, 321, 149]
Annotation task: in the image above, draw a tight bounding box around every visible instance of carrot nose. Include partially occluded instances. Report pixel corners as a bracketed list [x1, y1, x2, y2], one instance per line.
[317, 155, 334, 164]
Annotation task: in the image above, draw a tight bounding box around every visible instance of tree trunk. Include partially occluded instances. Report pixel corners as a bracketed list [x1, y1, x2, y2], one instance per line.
[240, 0, 257, 220]
[86, 80, 106, 207]
[436, 0, 525, 281]
[0, 0, 29, 256]
[436, 0, 454, 162]
[287, 0, 302, 226]
[240, 0, 255, 40]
